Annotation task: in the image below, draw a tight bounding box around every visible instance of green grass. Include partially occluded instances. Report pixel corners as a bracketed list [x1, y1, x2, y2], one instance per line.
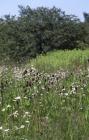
[29, 49, 89, 72]
[1, 50, 89, 139]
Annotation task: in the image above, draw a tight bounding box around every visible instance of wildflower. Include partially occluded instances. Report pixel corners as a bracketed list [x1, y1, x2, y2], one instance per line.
[65, 93, 68, 96]
[41, 86, 45, 90]
[20, 125, 25, 129]
[7, 104, 11, 108]
[0, 126, 3, 130]
[23, 96, 28, 99]
[23, 112, 31, 118]
[2, 108, 6, 112]
[14, 96, 21, 100]
[9, 110, 19, 118]
[25, 112, 29, 115]
[25, 120, 30, 124]
[40, 93, 43, 96]
[13, 96, 21, 105]
[4, 129, 9, 132]
[34, 86, 37, 90]
[39, 81, 41, 84]
[60, 92, 63, 96]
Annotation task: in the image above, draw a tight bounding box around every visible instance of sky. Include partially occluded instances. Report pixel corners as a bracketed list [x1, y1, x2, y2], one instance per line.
[0, 0, 89, 21]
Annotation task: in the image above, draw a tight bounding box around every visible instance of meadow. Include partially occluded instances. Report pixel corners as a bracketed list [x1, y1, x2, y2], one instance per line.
[1, 49, 89, 140]
[30, 49, 89, 72]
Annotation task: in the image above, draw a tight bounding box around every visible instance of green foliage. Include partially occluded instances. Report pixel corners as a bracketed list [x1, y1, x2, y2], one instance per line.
[0, 6, 88, 62]
[83, 12, 89, 22]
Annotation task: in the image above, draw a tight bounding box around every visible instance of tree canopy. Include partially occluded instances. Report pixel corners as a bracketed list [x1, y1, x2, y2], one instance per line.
[0, 6, 88, 62]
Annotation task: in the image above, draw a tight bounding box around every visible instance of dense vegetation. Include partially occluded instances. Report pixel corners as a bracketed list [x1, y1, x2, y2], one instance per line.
[0, 50, 89, 139]
[0, 5, 89, 62]
[1, 4, 89, 140]
[30, 49, 89, 72]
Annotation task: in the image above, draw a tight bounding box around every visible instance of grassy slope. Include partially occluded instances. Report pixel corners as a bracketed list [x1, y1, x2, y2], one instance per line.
[1, 50, 89, 139]
[30, 49, 89, 72]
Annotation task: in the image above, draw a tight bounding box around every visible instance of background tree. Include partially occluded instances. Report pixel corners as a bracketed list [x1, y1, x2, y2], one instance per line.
[0, 5, 88, 62]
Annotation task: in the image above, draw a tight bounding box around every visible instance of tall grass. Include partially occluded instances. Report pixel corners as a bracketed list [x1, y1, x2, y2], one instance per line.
[1, 50, 89, 139]
[30, 49, 89, 72]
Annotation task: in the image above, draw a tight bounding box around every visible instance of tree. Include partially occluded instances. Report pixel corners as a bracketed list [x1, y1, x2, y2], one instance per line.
[0, 6, 87, 62]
